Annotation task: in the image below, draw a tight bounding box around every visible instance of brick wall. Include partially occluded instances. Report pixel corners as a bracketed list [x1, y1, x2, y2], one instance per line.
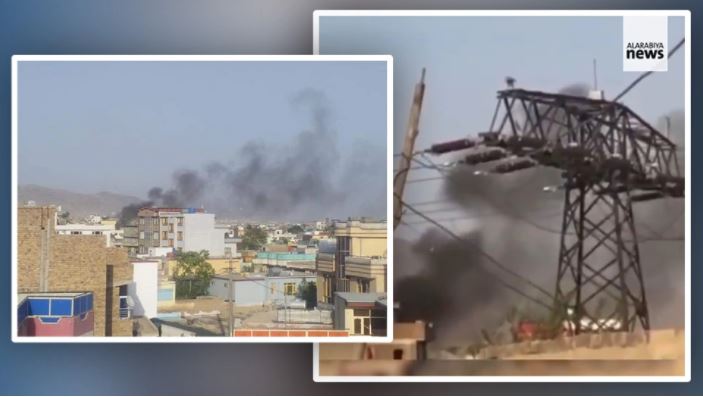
[17, 207, 55, 292]
[18, 207, 133, 337]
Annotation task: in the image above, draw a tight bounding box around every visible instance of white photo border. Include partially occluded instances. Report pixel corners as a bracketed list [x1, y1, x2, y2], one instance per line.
[11, 54, 394, 344]
[313, 9, 691, 382]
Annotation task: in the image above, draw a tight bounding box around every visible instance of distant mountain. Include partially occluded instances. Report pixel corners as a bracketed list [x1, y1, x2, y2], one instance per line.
[18, 184, 143, 219]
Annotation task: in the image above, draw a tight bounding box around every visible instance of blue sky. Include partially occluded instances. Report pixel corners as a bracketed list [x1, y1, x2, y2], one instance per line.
[18, 60, 388, 200]
[319, 15, 686, 235]
[319, 16, 685, 154]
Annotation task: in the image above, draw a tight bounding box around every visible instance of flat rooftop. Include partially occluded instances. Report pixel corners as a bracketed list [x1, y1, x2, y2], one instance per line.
[335, 292, 386, 305]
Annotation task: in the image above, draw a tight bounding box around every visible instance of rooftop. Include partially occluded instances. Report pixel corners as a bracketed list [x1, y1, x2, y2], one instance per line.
[334, 292, 387, 305]
[138, 207, 206, 215]
[256, 252, 315, 261]
[55, 223, 116, 231]
[18, 291, 91, 302]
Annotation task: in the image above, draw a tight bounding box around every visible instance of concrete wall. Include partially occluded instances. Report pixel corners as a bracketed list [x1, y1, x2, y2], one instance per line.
[266, 275, 315, 306]
[183, 213, 224, 256]
[209, 277, 267, 306]
[276, 308, 332, 324]
[333, 298, 347, 331]
[317, 273, 334, 303]
[157, 281, 176, 306]
[208, 257, 241, 274]
[209, 275, 315, 306]
[167, 257, 241, 279]
[129, 261, 158, 318]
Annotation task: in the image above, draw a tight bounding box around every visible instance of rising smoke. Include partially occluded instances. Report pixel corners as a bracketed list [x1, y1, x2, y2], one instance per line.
[118, 89, 386, 224]
[396, 84, 685, 346]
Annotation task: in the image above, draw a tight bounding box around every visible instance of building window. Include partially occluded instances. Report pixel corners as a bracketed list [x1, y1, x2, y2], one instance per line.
[177, 217, 183, 226]
[169, 224, 174, 233]
[177, 231, 183, 241]
[284, 283, 297, 296]
[151, 218, 158, 226]
[168, 239, 174, 247]
[139, 218, 145, 225]
[354, 317, 371, 335]
[153, 232, 158, 240]
[139, 231, 145, 239]
[360, 280, 371, 293]
[162, 231, 167, 240]
[162, 218, 168, 226]
[351, 308, 383, 336]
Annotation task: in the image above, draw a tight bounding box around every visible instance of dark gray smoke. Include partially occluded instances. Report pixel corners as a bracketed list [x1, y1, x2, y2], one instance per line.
[147, 170, 206, 207]
[118, 89, 385, 223]
[218, 89, 343, 215]
[118, 201, 152, 227]
[399, 84, 685, 346]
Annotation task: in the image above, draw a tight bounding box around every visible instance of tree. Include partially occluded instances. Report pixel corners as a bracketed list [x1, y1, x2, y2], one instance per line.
[57, 210, 71, 225]
[174, 250, 214, 299]
[240, 225, 268, 250]
[324, 223, 335, 236]
[287, 224, 304, 235]
[297, 281, 317, 309]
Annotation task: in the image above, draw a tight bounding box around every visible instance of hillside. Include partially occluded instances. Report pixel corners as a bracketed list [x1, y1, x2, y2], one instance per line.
[18, 184, 143, 219]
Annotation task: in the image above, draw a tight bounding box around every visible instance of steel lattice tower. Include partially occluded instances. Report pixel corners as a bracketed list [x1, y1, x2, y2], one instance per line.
[492, 89, 683, 333]
[430, 89, 684, 334]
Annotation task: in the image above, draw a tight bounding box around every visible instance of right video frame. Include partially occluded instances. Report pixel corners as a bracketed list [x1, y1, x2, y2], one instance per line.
[314, 10, 690, 381]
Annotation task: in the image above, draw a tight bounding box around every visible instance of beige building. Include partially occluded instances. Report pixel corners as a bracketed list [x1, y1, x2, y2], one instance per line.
[18, 206, 134, 336]
[316, 220, 387, 304]
[334, 292, 387, 336]
[166, 256, 241, 278]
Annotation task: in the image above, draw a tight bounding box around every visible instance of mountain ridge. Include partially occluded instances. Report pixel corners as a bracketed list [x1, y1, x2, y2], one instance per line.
[18, 184, 143, 219]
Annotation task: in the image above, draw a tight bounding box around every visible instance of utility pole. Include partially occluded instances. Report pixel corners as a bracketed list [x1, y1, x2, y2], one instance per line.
[227, 251, 234, 336]
[393, 68, 427, 229]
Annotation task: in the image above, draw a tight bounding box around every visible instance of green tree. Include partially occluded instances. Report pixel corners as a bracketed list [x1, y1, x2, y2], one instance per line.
[174, 250, 214, 299]
[297, 281, 317, 309]
[240, 225, 268, 250]
[287, 224, 304, 234]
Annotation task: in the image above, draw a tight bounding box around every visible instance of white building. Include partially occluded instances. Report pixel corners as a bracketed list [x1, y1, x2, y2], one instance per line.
[128, 260, 159, 319]
[137, 208, 227, 257]
[182, 213, 226, 257]
[55, 223, 123, 247]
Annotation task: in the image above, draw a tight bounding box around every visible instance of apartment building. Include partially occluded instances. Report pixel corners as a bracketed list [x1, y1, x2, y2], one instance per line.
[18, 206, 133, 337]
[316, 220, 388, 304]
[136, 207, 226, 256]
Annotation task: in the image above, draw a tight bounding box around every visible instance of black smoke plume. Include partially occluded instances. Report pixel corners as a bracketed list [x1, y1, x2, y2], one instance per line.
[118, 89, 385, 224]
[397, 84, 685, 347]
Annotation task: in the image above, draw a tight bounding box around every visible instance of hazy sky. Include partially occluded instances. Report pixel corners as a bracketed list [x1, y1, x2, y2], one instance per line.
[18, 60, 388, 203]
[319, 15, 686, 234]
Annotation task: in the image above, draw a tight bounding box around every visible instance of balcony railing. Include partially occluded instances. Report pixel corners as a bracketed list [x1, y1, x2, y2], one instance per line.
[119, 296, 132, 320]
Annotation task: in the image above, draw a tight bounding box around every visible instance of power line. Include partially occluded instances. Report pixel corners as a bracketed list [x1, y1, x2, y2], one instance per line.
[399, 197, 554, 307]
[417, 151, 683, 243]
[613, 37, 685, 102]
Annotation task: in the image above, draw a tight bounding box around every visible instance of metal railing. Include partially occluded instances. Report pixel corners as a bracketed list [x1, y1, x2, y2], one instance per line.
[119, 296, 132, 320]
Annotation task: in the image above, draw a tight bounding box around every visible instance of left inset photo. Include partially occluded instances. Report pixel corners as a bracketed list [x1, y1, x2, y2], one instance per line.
[12, 55, 393, 342]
